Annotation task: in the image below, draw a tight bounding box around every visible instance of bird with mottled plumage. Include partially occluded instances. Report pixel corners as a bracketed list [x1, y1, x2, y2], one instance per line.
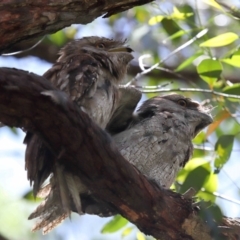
[24, 37, 133, 231]
[28, 93, 212, 234]
[112, 93, 212, 188]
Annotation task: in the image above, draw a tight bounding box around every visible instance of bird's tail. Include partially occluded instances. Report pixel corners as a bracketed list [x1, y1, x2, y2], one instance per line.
[28, 163, 86, 234]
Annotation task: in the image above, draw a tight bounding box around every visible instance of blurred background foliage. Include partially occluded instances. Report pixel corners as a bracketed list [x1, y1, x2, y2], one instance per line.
[1, 0, 240, 239]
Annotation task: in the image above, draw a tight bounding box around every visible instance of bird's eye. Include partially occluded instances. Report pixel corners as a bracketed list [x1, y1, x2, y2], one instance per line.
[98, 43, 105, 48]
[177, 99, 187, 107]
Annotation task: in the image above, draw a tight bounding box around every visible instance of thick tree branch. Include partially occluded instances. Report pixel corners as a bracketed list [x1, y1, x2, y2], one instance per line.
[0, 67, 239, 240]
[0, 0, 153, 53]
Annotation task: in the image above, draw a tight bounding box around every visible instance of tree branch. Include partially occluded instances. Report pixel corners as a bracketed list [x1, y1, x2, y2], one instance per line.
[0, 67, 239, 240]
[133, 87, 240, 99]
[5, 41, 240, 84]
[0, 0, 153, 53]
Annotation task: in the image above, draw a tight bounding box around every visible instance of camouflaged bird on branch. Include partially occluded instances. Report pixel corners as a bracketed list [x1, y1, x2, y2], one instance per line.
[29, 89, 212, 233]
[24, 37, 134, 231]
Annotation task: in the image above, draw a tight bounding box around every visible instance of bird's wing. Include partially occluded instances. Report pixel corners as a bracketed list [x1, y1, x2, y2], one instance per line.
[113, 118, 167, 162]
[106, 86, 142, 134]
[24, 53, 100, 195]
[113, 114, 181, 188]
[44, 53, 99, 103]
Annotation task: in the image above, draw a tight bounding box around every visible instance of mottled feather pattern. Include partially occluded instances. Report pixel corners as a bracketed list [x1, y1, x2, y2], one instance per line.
[44, 53, 99, 104]
[114, 110, 192, 188]
[113, 94, 212, 188]
[29, 92, 212, 233]
[25, 37, 134, 233]
[29, 172, 70, 234]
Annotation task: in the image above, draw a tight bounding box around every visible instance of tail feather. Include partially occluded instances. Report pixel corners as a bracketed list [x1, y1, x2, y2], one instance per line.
[28, 163, 88, 233]
[65, 173, 83, 214]
[24, 132, 53, 197]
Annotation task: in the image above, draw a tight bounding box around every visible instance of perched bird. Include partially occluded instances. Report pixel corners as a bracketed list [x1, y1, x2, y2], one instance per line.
[112, 93, 213, 188]
[29, 93, 213, 233]
[24, 37, 133, 226]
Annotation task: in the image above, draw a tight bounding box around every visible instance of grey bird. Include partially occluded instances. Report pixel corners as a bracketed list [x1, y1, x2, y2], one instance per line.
[112, 93, 212, 188]
[24, 37, 133, 228]
[28, 92, 212, 234]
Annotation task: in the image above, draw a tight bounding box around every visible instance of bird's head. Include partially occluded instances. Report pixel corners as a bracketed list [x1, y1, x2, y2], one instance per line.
[138, 94, 213, 138]
[58, 36, 133, 64]
[57, 36, 134, 82]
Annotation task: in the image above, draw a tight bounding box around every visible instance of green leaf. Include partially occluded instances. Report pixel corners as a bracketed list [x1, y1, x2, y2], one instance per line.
[121, 227, 133, 237]
[22, 190, 41, 202]
[223, 84, 240, 95]
[222, 56, 240, 67]
[179, 4, 195, 27]
[148, 7, 193, 25]
[65, 27, 77, 39]
[177, 158, 208, 183]
[197, 173, 218, 202]
[10, 127, 18, 135]
[161, 18, 182, 37]
[23, 190, 34, 201]
[135, 8, 150, 23]
[203, 0, 223, 10]
[200, 32, 239, 47]
[180, 165, 211, 194]
[101, 215, 128, 233]
[197, 59, 222, 87]
[176, 51, 202, 71]
[214, 135, 234, 169]
[170, 6, 193, 20]
[221, 50, 240, 67]
[193, 131, 207, 144]
[177, 159, 212, 194]
[48, 30, 67, 46]
[148, 15, 164, 25]
[164, 30, 187, 42]
[137, 231, 146, 240]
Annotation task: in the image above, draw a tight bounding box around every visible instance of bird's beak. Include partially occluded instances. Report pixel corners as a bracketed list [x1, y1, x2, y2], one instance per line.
[108, 47, 133, 53]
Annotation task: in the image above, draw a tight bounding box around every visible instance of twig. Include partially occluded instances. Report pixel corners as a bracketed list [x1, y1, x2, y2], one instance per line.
[132, 87, 240, 100]
[2, 37, 45, 56]
[201, 189, 240, 206]
[125, 28, 208, 86]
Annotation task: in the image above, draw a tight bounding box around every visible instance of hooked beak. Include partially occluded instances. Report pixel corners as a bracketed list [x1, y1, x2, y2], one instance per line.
[108, 47, 133, 53]
[194, 112, 213, 137]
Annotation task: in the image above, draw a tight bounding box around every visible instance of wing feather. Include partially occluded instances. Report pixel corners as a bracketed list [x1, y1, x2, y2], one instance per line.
[25, 53, 100, 195]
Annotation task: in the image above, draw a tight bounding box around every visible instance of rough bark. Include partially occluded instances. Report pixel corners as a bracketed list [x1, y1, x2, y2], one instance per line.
[0, 0, 153, 53]
[0, 67, 239, 240]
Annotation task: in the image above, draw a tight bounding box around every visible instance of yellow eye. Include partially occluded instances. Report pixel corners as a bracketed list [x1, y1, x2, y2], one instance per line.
[177, 99, 187, 107]
[98, 43, 105, 48]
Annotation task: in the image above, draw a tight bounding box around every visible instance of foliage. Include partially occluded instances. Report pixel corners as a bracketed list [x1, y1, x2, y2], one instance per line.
[100, 0, 240, 237]
[1, 0, 240, 239]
